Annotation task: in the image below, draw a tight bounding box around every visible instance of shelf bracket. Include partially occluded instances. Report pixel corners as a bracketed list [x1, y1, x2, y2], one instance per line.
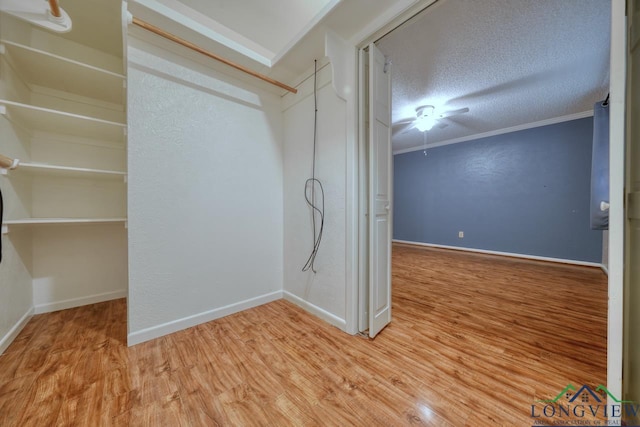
[0, 155, 19, 172]
[0, 0, 72, 33]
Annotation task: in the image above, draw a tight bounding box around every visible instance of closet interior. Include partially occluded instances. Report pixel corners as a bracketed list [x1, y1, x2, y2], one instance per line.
[0, 2, 128, 314]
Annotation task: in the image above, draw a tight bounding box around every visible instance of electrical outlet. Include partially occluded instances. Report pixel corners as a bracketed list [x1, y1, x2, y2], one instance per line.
[458, 231, 464, 238]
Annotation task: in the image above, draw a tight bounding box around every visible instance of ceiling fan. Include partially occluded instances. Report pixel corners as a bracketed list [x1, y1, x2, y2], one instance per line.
[392, 105, 469, 135]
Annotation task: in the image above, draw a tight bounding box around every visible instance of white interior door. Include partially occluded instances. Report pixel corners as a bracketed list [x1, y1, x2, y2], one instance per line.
[368, 42, 392, 338]
[623, 0, 640, 414]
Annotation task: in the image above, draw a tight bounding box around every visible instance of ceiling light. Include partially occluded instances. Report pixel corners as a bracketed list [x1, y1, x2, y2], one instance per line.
[414, 105, 436, 132]
[415, 115, 437, 132]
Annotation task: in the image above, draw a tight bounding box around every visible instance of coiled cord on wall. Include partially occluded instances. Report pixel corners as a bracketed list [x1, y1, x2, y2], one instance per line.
[302, 60, 325, 273]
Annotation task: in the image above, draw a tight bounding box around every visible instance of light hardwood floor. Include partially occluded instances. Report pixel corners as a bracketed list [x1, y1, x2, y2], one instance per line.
[0, 244, 608, 426]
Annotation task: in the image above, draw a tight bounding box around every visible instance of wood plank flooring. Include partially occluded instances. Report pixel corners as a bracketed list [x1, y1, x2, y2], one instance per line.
[0, 244, 608, 426]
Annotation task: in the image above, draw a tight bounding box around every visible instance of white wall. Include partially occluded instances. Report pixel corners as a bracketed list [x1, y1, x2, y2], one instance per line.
[0, 219, 33, 354]
[31, 225, 128, 313]
[282, 64, 349, 329]
[126, 33, 284, 345]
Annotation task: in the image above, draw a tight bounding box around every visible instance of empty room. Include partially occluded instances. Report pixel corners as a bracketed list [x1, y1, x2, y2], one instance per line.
[379, 0, 612, 424]
[0, 0, 637, 425]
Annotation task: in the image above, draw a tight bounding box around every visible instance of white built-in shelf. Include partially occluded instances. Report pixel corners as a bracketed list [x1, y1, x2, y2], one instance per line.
[0, 40, 126, 105]
[0, 100, 126, 142]
[1, 218, 127, 234]
[4, 218, 127, 225]
[2, 162, 127, 181]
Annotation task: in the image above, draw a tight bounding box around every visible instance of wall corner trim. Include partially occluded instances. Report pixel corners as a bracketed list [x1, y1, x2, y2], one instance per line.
[127, 290, 283, 346]
[601, 264, 609, 276]
[0, 306, 34, 355]
[283, 291, 348, 332]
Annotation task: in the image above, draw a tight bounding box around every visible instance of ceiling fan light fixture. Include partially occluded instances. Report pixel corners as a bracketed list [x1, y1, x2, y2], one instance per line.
[415, 106, 436, 132]
[415, 115, 437, 132]
[392, 105, 467, 136]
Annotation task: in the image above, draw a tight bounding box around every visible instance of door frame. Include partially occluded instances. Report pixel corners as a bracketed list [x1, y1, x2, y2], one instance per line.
[350, 0, 626, 402]
[608, 0, 625, 405]
[353, 0, 438, 334]
[357, 46, 369, 332]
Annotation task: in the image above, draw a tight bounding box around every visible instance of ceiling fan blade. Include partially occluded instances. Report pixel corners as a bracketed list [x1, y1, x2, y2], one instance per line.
[393, 122, 415, 135]
[436, 122, 448, 129]
[438, 107, 469, 118]
[392, 119, 415, 127]
[401, 124, 417, 134]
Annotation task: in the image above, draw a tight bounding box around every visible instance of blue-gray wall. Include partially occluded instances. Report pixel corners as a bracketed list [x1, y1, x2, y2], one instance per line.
[393, 118, 603, 262]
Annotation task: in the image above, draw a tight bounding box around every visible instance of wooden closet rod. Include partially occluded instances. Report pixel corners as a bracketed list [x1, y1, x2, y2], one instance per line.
[132, 17, 298, 94]
[48, 0, 61, 18]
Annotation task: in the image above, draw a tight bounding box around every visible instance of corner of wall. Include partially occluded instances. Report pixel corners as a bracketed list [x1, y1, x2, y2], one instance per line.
[127, 290, 283, 346]
[0, 305, 33, 355]
[281, 33, 359, 335]
[283, 291, 346, 331]
[0, 227, 34, 355]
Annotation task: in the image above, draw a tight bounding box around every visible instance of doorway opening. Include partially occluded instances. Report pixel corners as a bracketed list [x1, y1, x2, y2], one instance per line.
[356, 0, 614, 405]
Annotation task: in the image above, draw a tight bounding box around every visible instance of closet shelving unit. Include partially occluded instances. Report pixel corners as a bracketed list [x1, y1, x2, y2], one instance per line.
[0, 39, 126, 105]
[0, 100, 126, 142]
[0, 1, 128, 314]
[0, 18, 128, 235]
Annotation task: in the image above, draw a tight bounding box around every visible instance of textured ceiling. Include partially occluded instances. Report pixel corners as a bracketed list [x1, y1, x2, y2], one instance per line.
[377, 0, 611, 153]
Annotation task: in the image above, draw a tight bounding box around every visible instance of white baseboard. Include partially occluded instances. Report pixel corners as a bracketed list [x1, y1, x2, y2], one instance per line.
[127, 290, 283, 346]
[283, 291, 347, 331]
[601, 264, 609, 275]
[393, 239, 603, 268]
[0, 306, 34, 355]
[34, 289, 127, 314]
